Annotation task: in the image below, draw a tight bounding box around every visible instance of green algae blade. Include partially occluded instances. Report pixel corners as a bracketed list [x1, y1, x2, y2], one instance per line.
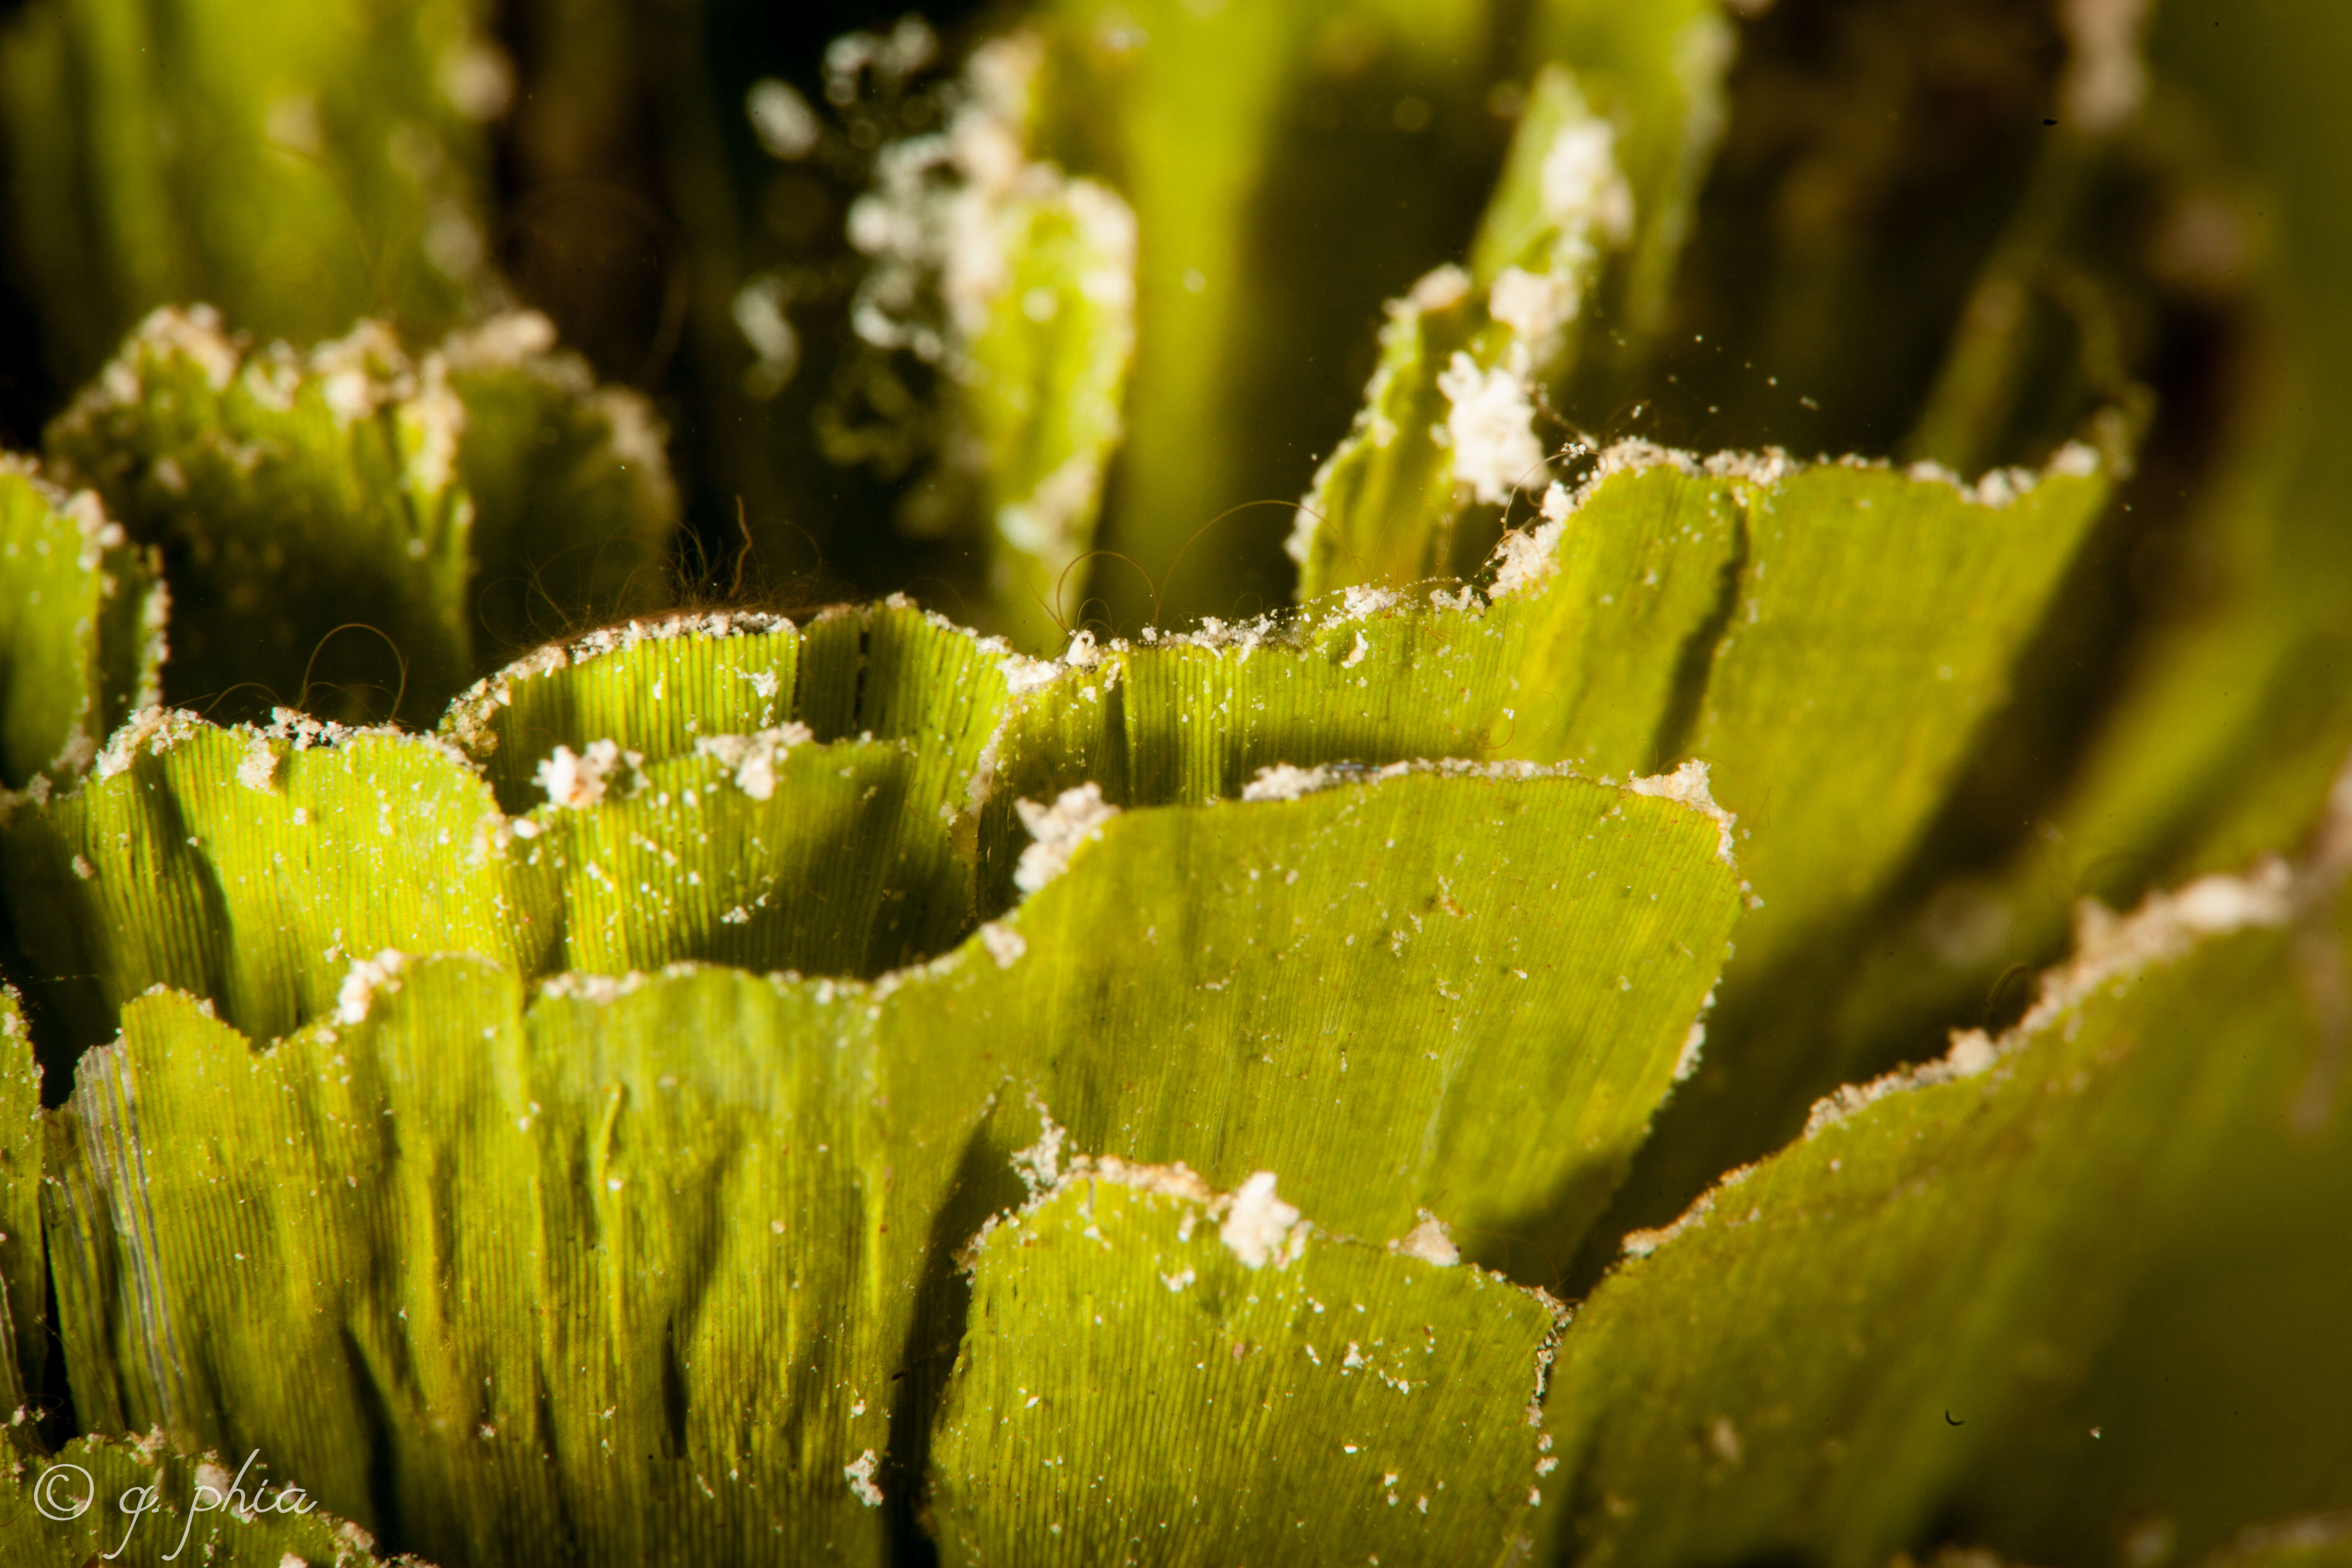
[42, 309, 677, 729]
[42, 311, 485, 726]
[442, 612, 807, 812]
[1542, 856, 2343, 1568]
[0, 715, 540, 1052]
[0, 458, 161, 797]
[426, 311, 682, 658]
[1292, 3, 1734, 601]
[0, 707, 975, 1053]
[535, 735, 968, 979]
[43, 959, 924, 1565]
[0, 985, 39, 1413]
[41, 763, 1733, 1559]
[951, 765, 1738, 1274]
[0, 0, 500, 385]
[930, 1168, 1564, 1567]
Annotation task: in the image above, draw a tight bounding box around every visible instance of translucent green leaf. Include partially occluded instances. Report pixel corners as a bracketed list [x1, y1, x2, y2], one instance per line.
[1541, 859, 2336, 1568]
[955, 765, 1738, 1272]
[536, 737, 967, 979]
[0, 985, 40, 1413]
[0, 0, 500, 384]
[1294, 13, 1733, 599]
[930, 1167, 1565, 1566]
[441, 612, 806, 812]
[43, 308, 678, 728]
[1931, 856, 2352, 1565]
[43, 311, 481, 725]
[0, 714, 541, 1052]
[44, 761, 1730, 1560]
[434, 312, 682, 654]
[1794, 3, 2352, 1148]
[0, 706, 979, 1052]
[3, 1430, 421, 1566]
[45, 959, 934, 1564]
[1021, 0, 1498, 626]
[0, 457, 161, 797]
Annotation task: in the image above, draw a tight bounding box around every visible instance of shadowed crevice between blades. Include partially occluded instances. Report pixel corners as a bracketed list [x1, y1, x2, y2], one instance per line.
[1648, 505, 1750, 775]
[884, 1104, 1030, 1566]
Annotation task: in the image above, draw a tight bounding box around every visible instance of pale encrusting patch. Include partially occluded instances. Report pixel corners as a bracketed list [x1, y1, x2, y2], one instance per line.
[535, 739, 636, 810]
[91, 706, 204, 781]
[1803, 859, 2296, 1137]
[335, 950, 408, 1026]
[236, 736, 282, 794]
[978, 921, 1026, 970]
[1628, 760, 1738, 869]
[1220, 1171, 1305, 1269]
[1538, 113, 1634, 244]
[1437, 352, 1547, 507]
[1387, 1212, 1460, 1267]
[2057, 0, 2152, 134]
[844, 1448, 882, 1507]
[693, 724, 815, 802]
[1012, 782, 1120, 894]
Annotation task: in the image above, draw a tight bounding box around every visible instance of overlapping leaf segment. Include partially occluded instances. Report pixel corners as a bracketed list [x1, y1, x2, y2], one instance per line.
[0, 291, 2128, 1566]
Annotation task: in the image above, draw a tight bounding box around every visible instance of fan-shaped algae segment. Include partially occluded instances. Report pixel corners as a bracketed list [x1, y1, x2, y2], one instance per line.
[442, 610, 805, 812]
[1540, 854, 2326, 1568]
[453, 599, 1022, 841]
[41, 307, 679, 729]
[534, 735, 969, 979]
[978, 441, 2100, 941]
[43, 308, 477, 725]
[0, 712, 537, 1051]
[3, 1429, 423, 1567]
[1292, 0, 1736, 602]
[929, 1166, 1566, 1568]
[0, 458, 164, 799]
[3, 704, 986, 1055]
[1678, 448, 2111, 980]
[42, 957, 936, 1566]
[436, 309, 681, 651]
[946, 762, 1741, 1275]
[39, 761, 1734, 1560]
[0, 983, 39, 1413]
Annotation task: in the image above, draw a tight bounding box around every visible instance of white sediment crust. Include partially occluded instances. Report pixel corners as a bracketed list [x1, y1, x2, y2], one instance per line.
[1488, 524, 1559, 599]
[1437, 351, 1548, 506]
[692, 724, 814, 802]
[2057, 0, 2151, 134]
[537, 970, 661, 1004]
[1387, 1211, 1460, 1266]
[335, 950, 408, 1026]
[1219, 1171, 1305, 1269]
[536, 738, 638, 809]
[1628, 760, 1739, 869]
[236, 736, 281, 794]
[1012, 782, 1119, 894]
[977, 921, 1026, 970]
[844, 1449, 882, 1508]
[1803, 859, 2295, 1137]
[435, 309, 562, 372]
[91, 707, 204, 781]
